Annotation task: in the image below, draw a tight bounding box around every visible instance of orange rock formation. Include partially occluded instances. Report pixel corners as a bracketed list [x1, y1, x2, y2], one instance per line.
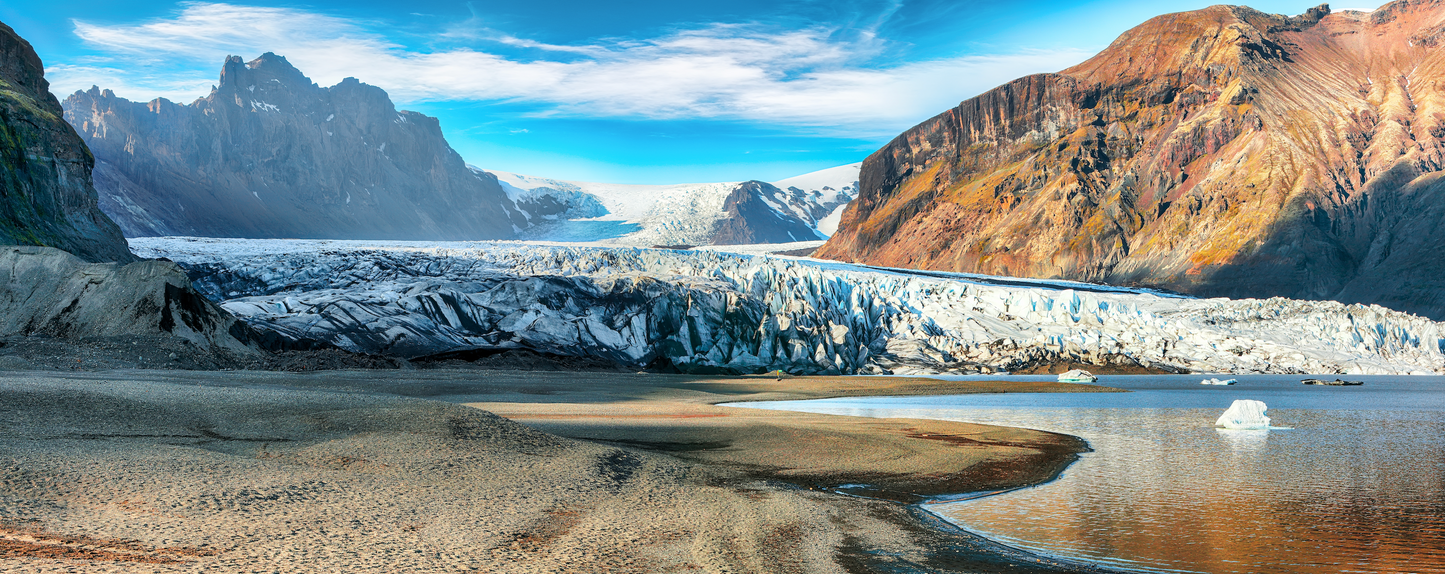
[819, 2, 1445, 319]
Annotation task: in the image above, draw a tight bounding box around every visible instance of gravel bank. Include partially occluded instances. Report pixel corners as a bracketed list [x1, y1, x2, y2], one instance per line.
[0, 370, 1119, 573]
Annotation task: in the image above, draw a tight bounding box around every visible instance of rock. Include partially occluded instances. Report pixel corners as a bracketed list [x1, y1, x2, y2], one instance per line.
[0, 21, 133, 263]
[0, 355, 31, 370]
[817, 2, 1445, 320]
[62, 53, 526, 241]
[0, 246, 259, 356]
[1302, 378, 1363, 385]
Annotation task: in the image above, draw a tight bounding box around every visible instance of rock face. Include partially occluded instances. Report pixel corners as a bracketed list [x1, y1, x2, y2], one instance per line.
[0, 246, 258, 355]
[132, 237, 1445, 376]
[63, 53, 525, 240]
[710, 181, 825, 245]
[818, 2, 1445, 320]
[0, 21, 133, 263]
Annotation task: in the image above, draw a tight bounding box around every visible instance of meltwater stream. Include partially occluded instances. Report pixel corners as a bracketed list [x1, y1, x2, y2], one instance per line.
[736, 375, 1445, 573]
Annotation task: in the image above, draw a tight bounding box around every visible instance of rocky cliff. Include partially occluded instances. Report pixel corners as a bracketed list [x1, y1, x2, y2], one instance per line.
[63, 53, 526, 240]
[0, 21, 133, 263]
[818, 2, 1445, 319]
[0, 246, 258, 355]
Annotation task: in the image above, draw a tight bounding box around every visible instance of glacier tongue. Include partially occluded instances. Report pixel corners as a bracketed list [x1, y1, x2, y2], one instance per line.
[133, 237, 1445, 375]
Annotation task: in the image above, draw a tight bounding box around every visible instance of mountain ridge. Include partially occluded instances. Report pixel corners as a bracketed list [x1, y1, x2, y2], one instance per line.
[63, 53, 525, 241]
[485, 162, 859, 246]
[817, 1, 1445, 320]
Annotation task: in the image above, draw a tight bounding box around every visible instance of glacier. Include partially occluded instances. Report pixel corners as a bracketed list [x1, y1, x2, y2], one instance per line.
[481, 163, 859, 246]
[132, 237, 1445, 376]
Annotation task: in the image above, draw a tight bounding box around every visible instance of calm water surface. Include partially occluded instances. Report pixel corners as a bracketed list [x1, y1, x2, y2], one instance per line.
[736, 375, 1445, 573]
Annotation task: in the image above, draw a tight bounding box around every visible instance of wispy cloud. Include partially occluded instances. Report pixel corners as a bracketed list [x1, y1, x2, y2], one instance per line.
[54, 2, 1091, 135]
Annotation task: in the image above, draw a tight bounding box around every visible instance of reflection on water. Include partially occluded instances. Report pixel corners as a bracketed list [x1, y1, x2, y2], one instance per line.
[1214, 428, 1268, 453]
[737, 376, 1445, 574]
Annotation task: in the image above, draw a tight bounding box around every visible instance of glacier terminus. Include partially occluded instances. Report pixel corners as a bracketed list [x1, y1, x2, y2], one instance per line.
[132, 238, 1445, 376]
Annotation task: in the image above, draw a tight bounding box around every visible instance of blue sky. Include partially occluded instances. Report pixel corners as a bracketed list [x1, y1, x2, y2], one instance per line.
[3, 0, 1368, 183]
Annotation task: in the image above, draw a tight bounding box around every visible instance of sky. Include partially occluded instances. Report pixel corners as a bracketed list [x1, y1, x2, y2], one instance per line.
[2, 0, 1374, 184]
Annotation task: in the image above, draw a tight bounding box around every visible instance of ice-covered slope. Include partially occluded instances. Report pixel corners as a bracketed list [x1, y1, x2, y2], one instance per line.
[482, 163, 860, 246]
[133, 238, 1445, 376]
[772, 163, 861, 237]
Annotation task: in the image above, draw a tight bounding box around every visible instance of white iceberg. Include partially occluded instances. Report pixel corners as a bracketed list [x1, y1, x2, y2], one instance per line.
[1215, 399, 1271, 429]
[1058, 369, 1098, 382]
[1200, 378, 1237, 385]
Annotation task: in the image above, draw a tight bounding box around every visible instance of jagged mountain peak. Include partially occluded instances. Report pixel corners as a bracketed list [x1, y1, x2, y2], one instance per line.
[212, 52, 323, 108]
[62, 53, 524, 241]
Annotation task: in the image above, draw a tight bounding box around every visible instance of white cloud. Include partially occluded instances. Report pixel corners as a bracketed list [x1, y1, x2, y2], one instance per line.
[57, 2, 1092, 135]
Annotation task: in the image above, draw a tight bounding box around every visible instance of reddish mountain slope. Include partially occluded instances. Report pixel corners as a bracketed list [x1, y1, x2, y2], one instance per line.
[818, 2, 1445, 319]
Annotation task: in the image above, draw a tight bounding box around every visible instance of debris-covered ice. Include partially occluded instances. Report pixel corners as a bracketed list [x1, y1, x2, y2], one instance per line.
[131, 237, 1445, 375]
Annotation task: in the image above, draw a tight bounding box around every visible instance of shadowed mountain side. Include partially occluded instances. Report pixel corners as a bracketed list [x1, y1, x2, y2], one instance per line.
[817, 2, 1445, 319]
[711, 181, 825, 245]
[0, 21, 133, 263]
[0, 246, 258, 355]
[63, 53, 525, 240]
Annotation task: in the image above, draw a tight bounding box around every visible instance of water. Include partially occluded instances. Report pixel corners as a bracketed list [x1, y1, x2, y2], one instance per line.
[737, 375, 1445, 573]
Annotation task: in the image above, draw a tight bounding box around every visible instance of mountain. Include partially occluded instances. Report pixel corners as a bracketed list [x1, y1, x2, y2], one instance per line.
[62, 53, 525, 240]
[0, 22, 268, 363]
[487, 163, 859, 246]
[817, 2, 1445, 320]
[0, 21, 132, 263]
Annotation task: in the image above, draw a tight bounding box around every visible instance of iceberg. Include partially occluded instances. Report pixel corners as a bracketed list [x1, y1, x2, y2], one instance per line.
[1215, 399, 1271, 429]
[1200, 378, 1237, 385]
[1058, 369, 1099, 383]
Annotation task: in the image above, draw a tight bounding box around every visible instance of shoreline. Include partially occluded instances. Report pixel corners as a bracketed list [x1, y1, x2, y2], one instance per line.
[0, 368, 1127, 572]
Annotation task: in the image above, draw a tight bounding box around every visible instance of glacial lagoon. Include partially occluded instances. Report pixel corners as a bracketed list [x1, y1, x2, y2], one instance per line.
[737, 375, 1445, 573]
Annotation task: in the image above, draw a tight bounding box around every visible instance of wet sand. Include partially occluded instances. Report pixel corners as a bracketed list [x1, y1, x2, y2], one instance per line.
[0, 369, 1121, 573]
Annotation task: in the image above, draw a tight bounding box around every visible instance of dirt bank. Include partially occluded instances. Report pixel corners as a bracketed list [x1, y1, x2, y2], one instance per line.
[0, 370, 1121, 573]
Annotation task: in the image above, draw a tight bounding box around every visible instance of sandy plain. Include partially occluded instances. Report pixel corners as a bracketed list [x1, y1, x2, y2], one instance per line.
[0, 369, 1121, 573]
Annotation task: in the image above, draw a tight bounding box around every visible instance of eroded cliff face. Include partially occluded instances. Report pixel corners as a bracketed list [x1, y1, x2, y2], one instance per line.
[63, 53, 526, 240]
[818, 2, 1445, 319]
[0, 22, 133, 263]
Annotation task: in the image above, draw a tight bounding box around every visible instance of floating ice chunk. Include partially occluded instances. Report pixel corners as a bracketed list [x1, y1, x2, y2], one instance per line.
[1200, 378, 1237, 385]
[1215, 399, 1271, 429]
[1058, 369, 1097, 382]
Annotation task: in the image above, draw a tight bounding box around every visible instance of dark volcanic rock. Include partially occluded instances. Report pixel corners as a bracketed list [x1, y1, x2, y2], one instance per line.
[817, 2, 1445, 320]
[0, 21, 133, 263]
[711, 181, 824, 245]
[63, 53, 526, 240]
[0, 246, 256, 355]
